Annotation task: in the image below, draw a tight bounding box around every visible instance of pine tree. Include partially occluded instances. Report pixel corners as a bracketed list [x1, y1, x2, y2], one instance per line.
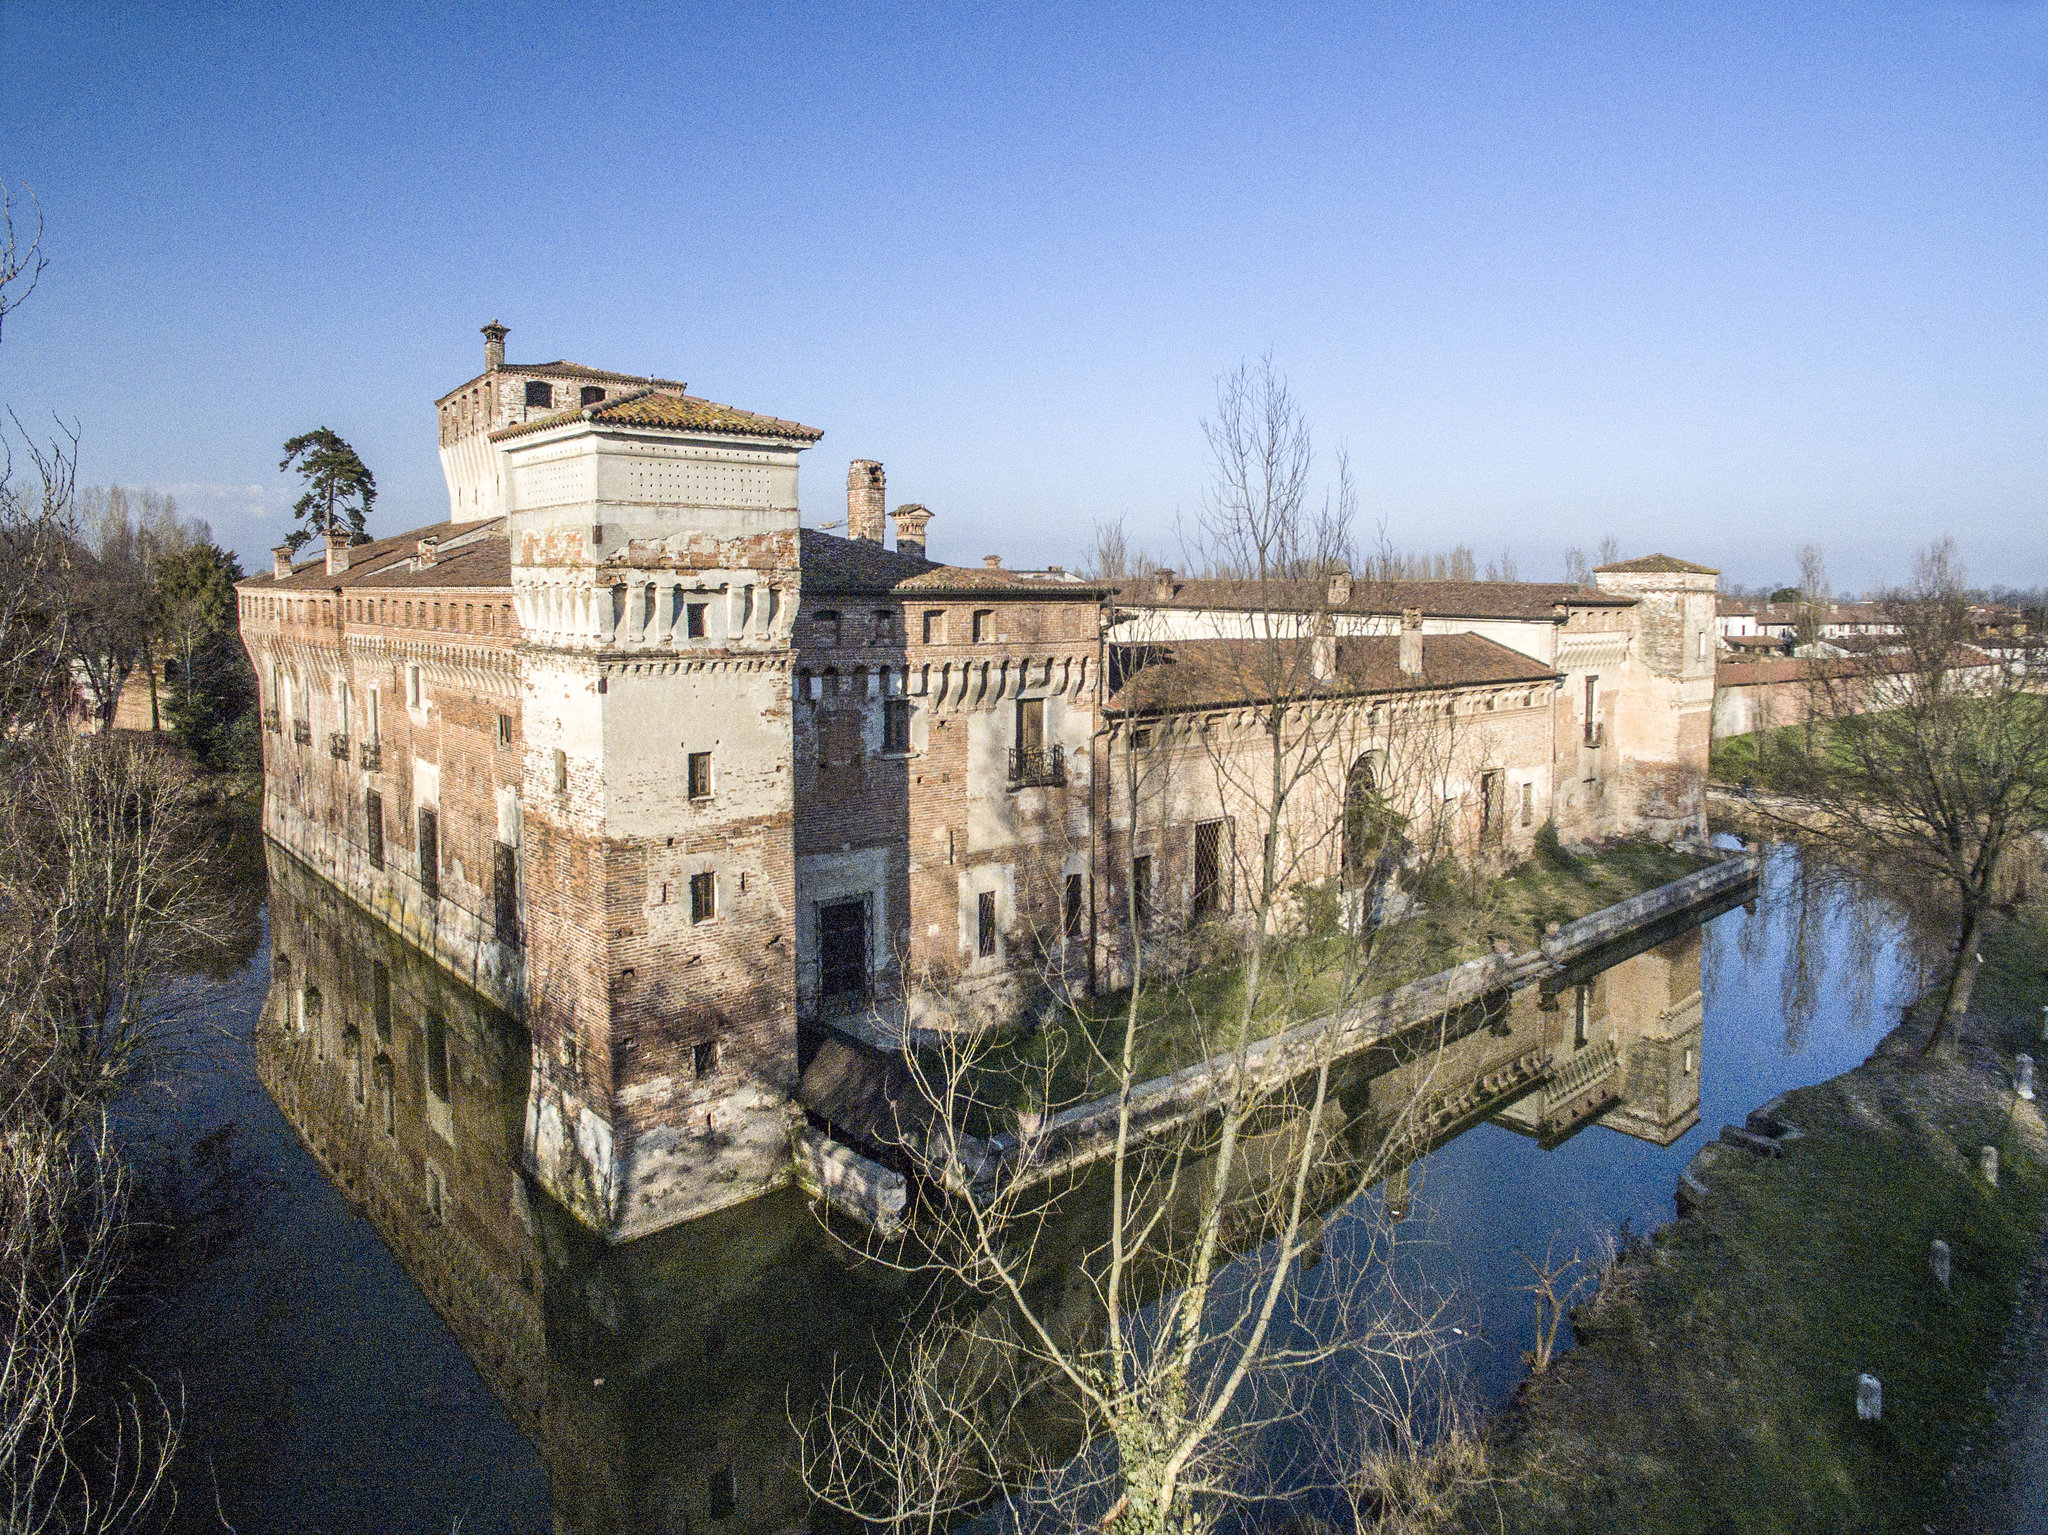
[279, 427, 376, 554]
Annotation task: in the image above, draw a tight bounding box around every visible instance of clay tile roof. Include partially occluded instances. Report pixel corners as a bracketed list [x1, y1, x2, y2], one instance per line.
[1593, 553, 1719, 575]
[1106, 575, 1630, 619]
[238, 517, 512, 592]
[799, 528, 1108, 597]
[490, 386, 823, 444]
[1108, 633, 1556, 714]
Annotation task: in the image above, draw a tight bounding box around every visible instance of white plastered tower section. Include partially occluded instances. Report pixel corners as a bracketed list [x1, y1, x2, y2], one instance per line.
[497, 407, 811, 1238]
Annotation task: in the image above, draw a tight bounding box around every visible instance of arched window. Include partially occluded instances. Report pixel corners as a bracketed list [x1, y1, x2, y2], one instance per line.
[1341, 752, 1401, 888]
[580, 385, 605, 406]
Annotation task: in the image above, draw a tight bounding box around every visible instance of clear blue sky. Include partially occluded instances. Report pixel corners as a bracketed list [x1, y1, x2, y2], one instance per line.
[2, 0, 2042, 592]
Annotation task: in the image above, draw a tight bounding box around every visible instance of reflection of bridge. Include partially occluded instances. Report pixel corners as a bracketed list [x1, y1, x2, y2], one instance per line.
[798, 853, 1757, 1221]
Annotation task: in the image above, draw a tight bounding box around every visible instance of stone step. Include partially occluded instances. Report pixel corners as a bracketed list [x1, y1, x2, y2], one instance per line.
[1719, 1124, 1784, 1158]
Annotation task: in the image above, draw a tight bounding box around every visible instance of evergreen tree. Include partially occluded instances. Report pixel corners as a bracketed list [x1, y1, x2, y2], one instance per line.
[152, 541, 255, 765]
[279, 427, 375, 554]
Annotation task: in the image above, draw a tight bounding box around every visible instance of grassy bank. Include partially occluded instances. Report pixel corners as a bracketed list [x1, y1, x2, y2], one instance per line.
[1472, 899, 2048, 1535]
[972, 840, 1712, 1112]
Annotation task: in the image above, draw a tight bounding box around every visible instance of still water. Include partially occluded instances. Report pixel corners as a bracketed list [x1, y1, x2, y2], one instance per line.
[127, 837, 1916, 1534]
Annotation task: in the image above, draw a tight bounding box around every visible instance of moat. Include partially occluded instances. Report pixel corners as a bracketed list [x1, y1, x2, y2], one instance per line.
[126, 835, 1919, 1534]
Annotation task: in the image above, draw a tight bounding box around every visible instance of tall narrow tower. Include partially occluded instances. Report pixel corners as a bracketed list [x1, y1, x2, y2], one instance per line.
[493, 385, 822, 1237]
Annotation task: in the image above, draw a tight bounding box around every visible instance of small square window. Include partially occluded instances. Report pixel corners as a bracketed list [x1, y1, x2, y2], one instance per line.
[687, 751, 713, 799]
[1132, 726, 1152, 750]
[872, 609, 896, 644]
[694, 1039, 718, 1078]
[690, 871, 717, 924]
[814, 610, 841, 647]
[524, 380, 553, 408]
[972, 609, 994, 643]
[686, 602, 707, 639]
[580, 385, 605, 406]
[922, 610, 946, 644]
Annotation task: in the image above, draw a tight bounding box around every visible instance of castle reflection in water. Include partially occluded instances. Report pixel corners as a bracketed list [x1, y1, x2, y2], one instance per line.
[257, 842, 1715, 1535]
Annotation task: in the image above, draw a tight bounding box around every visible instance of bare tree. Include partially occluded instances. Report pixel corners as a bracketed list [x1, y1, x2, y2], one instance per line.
[1754, 537, 2048, 1060]
[1560, 547, 1589, 587]
[1794, 542, 1830, 652]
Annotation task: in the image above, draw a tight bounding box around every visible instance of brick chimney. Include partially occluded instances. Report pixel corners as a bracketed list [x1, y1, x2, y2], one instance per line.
[1327, 568, 1352, 606]
[1398, 608, 1424, 676]
[1151, 569, 1177, 602]
[482, 320, 508, 372]
[272, 545, 294, 581]
[890, 504, 932, 560]
[326, 536, 350, 576]
[418, 536, 440, 569]
[847, 460, 886, 543]
[983, 555, 1002, 569]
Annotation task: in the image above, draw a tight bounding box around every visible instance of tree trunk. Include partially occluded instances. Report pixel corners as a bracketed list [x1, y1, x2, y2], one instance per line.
[1920, 903, 1984, 1062]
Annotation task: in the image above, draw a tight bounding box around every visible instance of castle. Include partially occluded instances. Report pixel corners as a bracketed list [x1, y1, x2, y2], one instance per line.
[238, 324, 1717, 1241]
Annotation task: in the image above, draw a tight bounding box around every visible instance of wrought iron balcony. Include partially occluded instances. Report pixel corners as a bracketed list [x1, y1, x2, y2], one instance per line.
[358, 739, 381, 772]
[291, 718, 311, 745]
[328, 731, 350, 760]
[1008, 744, 1065, 788]
[262, 708, 281, 734]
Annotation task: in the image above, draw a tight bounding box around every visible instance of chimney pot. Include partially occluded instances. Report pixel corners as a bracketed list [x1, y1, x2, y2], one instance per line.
[273, 545, 294, 581]
[1151, 568, 1177, 602]
[326, 537, 351, 576]
[1398, 608, 1423, 675]
[482, 320, 508, 372]
[1328, 568, 1352, 606]
[889, 504, 932, 560]
[984, 555, 1002, 569]
[846, 460, 886, 542]
[418, 537, 440, 569]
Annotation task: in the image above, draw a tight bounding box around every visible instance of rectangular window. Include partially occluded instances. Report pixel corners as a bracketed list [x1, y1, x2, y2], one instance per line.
[407, 664, 421, 709]
[686, 602, 707, 639]
[525, 380, 552, 408]
[872, 609, 896, 644]
[365, 789, 384, 869]
[371, 962, 391, 1043]
[708, 1467, 736, 1522]
[1480, 771, 1504, 844]
[425, 1012, 450, 1102]
[972, 609, 993, 643]
[1520, 781, 1535, 827]
[687, 751, 713, 799]
[883, 698, 911, 753]
[1016, 696, 1044, 754]
[977, 890, 997, 958]
[1573, 987, 1589, 1050]
[493, 842, 519, 946]
[814, 610, 841, 647]
[366, 688, 379, 743]
[417, 807, 439, 902]
[1132, 726, 1152, 750]
[922, 610, 946, 645]
[690, 871, 717, 924]
[1583, 676, 1598, 744]
[497, 712, 512, 747]
[694, 1039, 718, 1079]
[1131, 855, 1152, 930]
[1064, 873, 1085, 940]
[553, 748, 568, 796]
[1192, 819, 1226, 919]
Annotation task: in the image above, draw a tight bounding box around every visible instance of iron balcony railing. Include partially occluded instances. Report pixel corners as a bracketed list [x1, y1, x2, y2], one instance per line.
[261, 708, 281, 734]
[291, 718, 311, 745]
[328, 731, 350, 760]
[1008, 744, 1066, 788]
[358, 739, 382, 772]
